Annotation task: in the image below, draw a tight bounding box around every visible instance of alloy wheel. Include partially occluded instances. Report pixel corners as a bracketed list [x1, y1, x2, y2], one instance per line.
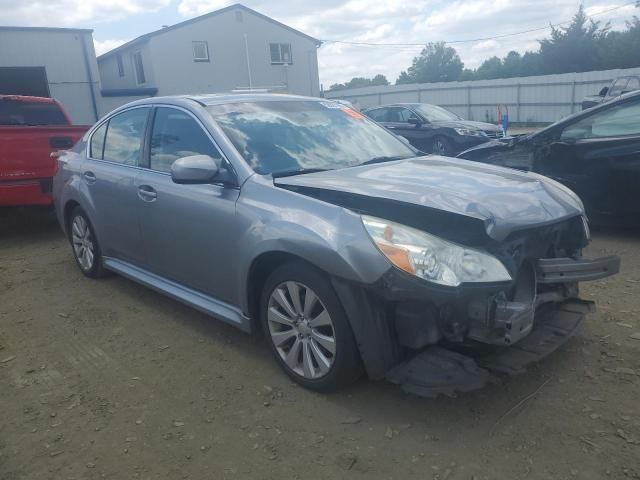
[71, 215, 94, 271]
[267, 281, 336, 379]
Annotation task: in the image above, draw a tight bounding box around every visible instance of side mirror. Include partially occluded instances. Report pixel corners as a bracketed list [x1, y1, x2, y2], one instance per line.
[171, 155, 221, 184]
[598, 86, 609, 97]
[408, 117, 422, 127]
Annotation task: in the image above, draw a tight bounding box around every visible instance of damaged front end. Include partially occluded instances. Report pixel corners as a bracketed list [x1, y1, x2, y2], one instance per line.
[273, 160, 620, 396]
[332, 214, 619, 397]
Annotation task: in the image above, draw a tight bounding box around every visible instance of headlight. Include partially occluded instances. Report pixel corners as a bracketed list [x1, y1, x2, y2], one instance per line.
[362, 216, 511, 286]
[454, 128, 487, 138]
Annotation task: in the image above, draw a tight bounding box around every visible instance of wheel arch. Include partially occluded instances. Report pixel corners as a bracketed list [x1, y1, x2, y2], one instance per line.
[63, 199, 81, 238]
[245, 251, 324, 331]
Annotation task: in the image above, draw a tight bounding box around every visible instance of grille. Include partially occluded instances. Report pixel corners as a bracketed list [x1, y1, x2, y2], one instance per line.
[483, 130, 504, 139]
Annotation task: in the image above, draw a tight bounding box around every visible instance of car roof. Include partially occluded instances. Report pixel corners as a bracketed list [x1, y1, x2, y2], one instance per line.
[0, 95, 57, 104]
[124, 93, 327, 109]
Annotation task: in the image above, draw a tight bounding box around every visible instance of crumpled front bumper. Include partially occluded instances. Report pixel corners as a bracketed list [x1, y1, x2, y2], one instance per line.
[387, 298, 595, 397]
[332, 253, 620, 394]
[470, 255, 620, 346]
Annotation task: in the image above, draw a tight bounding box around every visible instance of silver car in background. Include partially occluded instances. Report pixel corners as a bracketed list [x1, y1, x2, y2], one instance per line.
[54, 94, 618, 395]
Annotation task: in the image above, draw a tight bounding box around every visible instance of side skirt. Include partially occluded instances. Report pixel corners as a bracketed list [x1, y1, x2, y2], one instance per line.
[103, 257, 251, 333]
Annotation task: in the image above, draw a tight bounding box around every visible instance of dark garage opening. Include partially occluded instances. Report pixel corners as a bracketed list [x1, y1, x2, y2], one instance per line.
[0, 67, 50, 97]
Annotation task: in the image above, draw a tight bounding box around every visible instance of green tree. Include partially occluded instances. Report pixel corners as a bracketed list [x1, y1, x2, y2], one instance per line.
[395, 71, 412, 85]
[598, 16, 640, 69]
[538, 4, 609, 73]
[475, 56, 503, 80]
[370, 74, 390, 86]
[396, 42, 464, 84]
[329, 74, 390, 91]
[501, 51, 523, 77]
[520, 51, 543, 76]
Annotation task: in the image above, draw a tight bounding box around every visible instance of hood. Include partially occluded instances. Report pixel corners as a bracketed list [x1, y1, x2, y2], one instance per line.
[433, 119, 501, 131]
[458, 139, 509, 156]
[274, 156, 584, 242]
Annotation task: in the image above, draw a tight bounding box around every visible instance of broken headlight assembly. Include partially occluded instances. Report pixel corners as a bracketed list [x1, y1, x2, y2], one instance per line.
[361, 216, 512, 287]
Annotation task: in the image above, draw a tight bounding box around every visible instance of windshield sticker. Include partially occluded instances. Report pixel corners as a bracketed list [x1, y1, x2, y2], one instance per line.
[342, 107, 365, 119]
[319, 101, 343, 109]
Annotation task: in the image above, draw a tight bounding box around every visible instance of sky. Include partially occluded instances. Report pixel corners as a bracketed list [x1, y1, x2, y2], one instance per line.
[1, 0, 638, 87]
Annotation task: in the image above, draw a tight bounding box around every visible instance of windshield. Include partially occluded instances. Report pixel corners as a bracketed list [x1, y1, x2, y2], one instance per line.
[207, 100, 415, 175]
[413, 104, 461, 122]
[0, 100, 68, 126]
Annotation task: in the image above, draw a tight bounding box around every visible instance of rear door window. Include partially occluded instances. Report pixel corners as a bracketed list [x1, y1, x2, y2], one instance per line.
[149, 107, 222, 173]
[625, 77, 640, 92]
[102, 108, 150, 166]
[388, 107, 419, 123]
[0, 100, 67, 125]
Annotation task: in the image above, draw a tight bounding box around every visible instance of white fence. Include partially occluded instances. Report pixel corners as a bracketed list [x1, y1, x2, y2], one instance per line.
[325, 67, 640, 125]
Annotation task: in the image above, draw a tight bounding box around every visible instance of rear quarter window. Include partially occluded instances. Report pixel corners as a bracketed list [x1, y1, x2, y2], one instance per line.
[90, 122, 107, 159]
[0, 100, 68, 126]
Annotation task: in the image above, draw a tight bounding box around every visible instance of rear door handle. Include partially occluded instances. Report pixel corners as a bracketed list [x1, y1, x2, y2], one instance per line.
[137, 185, 157, 202]
[83, 171, 96, 184]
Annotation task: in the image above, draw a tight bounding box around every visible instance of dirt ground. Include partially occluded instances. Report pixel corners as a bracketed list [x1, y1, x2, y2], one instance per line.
[1, 208, 639, 480]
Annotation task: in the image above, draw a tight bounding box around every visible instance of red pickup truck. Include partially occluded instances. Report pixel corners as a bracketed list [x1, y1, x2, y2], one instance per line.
[0, 95, 90, 207]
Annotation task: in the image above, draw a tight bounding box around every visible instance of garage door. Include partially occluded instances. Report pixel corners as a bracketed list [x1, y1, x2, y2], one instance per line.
[0, 67, 50, 97]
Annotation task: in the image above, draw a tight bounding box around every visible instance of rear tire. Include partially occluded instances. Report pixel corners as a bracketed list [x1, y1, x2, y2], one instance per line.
[69, 206, 105, 278]
[260, 262, 362, 392]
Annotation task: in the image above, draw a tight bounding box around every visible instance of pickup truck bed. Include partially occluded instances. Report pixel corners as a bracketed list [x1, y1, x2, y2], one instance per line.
[0, 96, 90, 206]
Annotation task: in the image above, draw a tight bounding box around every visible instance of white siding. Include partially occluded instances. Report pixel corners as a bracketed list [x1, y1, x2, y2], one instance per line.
[98, 7, 320, 97]
[326, 67, 640, 124]
[0, 29, 100, 124]
[98, 42, 156, 91]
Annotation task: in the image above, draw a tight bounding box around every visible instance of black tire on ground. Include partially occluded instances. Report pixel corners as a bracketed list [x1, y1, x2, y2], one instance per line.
[69, 206, 106, 278]
[260, 261, 363, 392]
[431, 135, 454, 156]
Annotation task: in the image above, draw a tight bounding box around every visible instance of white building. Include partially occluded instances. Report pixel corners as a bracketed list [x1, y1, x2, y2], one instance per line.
[0, 26, 101, 124]
[0, 4, 321, 123]
[98, 3, 321, 107]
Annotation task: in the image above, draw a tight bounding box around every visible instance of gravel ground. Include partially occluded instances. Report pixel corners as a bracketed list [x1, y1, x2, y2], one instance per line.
[1, 208, 639, 480]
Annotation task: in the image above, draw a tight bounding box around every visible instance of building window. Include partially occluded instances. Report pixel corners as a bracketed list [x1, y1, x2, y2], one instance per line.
[192, 41, 209, 62]
[235, 10, 243, 22]
[133, 51, 146, 85]
[269, 43, 292, 64]
[116, 54, 125, 77]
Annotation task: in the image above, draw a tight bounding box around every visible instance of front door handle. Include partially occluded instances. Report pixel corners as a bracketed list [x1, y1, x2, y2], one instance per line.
[137, 185, 157, 202]
[83, 171, 96, 184]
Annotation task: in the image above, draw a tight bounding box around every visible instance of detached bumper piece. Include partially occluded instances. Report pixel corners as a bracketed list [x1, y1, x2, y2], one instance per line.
[536, 256, 620, 283]
[387, 299, 592, 398]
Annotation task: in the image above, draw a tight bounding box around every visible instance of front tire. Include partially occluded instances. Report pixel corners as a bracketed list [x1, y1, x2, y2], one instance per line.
[432, 135, 454, 156]
[69, 206, 105, 278]
[260, 262, 362, 392]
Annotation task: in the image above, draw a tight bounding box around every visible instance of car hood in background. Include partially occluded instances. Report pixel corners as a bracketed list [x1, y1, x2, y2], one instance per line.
[433, 119, 502, 132]
[274, 156, 584, 242]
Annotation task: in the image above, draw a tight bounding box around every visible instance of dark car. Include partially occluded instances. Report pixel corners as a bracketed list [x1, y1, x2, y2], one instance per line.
[458, 91, 640, 226]
[362, 103, 503, 155]
[581, 75, 640, 110]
